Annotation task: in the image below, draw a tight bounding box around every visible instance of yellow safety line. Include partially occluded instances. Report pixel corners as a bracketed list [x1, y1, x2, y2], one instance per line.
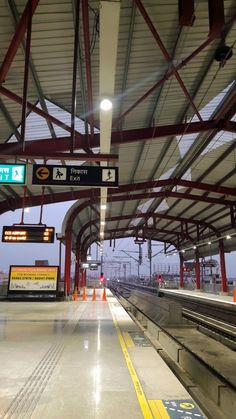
[109, 302, 153, 419]
[148, 400, 170, 419]
[123, 331, 135, 348]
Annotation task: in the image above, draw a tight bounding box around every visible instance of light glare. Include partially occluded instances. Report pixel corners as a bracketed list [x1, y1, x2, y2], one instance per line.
[100, 98, 112, 111]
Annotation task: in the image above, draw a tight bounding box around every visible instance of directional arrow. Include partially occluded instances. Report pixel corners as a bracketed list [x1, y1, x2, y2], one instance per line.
[36, 167, 50, 180]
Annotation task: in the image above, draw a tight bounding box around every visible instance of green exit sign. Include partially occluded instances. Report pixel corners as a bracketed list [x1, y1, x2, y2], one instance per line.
[0, 164, 26, 185]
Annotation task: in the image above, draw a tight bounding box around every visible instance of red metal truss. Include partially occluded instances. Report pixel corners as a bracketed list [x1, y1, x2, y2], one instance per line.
[1, 181, 235, 216]
[0, 119, 234, 156]
[116, 12, 236, 125]
[224, 121, 236, 133]
[71, 0, 80, 153]
[81, 0, 94, 142]
[72, 213, 216, 246]
[0, 0, 40, 83]
[0, 86, 84, 141]
[134, 0, 202, 121]
[0, 151, 118, 162]
[208, 0, 225, 37]
[80, 227, 180, 251]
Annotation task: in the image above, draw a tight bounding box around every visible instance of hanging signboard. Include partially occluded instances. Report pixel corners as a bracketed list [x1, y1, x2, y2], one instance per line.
[2, 225, 55, 243]
[31, 164, 118, 187]
[0, 163, 26, 185]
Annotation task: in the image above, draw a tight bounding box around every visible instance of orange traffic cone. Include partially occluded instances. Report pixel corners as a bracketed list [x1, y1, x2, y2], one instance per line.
[72, 287, 78, 301]
[233, 289, 236, 303]
[102, 288, 107, 302]
[92, 287, 96, 301]
[82, 287, 87, 301]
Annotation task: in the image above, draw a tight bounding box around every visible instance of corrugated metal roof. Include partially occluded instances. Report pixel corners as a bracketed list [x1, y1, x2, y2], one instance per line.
[0, 0, 235, 257]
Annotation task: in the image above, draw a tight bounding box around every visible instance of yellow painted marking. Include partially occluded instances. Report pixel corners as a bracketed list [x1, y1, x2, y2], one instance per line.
[180, 402, 194, 409]
[109, 303, 153, 419]
[123, 331, 135, 348]
[149, 400, 170, 419]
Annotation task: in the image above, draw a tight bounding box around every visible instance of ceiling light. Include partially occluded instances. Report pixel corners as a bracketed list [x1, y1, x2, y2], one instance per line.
[193, 246, 197, 250]
[226, 235, 231, 240]
[100, 98, 112, 111]
[101, 221, 105, 226]
[208, 241, 211, 245]
[101, 204, 106, 210]
[100, 231, 104, 236]
[181, 249, 185, 253]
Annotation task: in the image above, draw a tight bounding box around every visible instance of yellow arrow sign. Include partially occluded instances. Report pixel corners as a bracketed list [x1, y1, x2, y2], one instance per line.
[36, 167, 50, 180]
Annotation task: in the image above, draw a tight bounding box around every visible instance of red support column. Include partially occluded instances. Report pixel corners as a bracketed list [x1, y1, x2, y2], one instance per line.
[64, 231, 72, 296]
[195, 249, 201, 290]
[219, 239, 228, 293]
[81, 269, 85, 288]
[179, 252, 184, 288]
[74, 258, 79, 291]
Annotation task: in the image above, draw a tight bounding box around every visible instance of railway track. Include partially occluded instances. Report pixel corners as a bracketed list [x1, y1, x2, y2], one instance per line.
[111, 282, 236, 346]
[110, 281, 236, 419]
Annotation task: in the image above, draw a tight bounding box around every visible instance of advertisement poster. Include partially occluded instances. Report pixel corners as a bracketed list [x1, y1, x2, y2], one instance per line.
[8, 266, 59, 292]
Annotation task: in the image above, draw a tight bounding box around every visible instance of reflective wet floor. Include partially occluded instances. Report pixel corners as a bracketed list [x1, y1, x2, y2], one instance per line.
[0, 291, 205, 418]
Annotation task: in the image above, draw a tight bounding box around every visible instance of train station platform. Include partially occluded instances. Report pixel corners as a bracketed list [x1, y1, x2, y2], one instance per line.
[0, 289, 205, 419]
[162, 288, 235, 305]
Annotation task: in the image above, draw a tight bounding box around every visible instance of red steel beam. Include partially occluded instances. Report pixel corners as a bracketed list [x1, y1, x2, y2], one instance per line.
[134, 0, 202, 121]
[0, 119, 224, 155]
[0, 152, 118, 162]
[106, 191, 233, 208]
[81, 228, 177, 252]
[73, 212, 216, 245]
[0, 138, 236, 196]
[208, 0, 225, 37]
[71, 0, 81, 153]
[81, 0, 94, 142]
[21, 0, 32, 149]
[224, 120, 236, 133]
[0, 86, 84, 141]
[116, 12, 236, 125]
[0, 0, 40, 83]
[0, 180, 234, 217]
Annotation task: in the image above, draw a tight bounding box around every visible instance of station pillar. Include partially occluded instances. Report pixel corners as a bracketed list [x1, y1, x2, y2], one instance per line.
[195, 249, 201, 290]
[74, 244, 80, 290]
[74, 258, 79, 291]
[219, 239, 228, 293]
[179, 252, 184, 288]
[64, 231, 72, 296]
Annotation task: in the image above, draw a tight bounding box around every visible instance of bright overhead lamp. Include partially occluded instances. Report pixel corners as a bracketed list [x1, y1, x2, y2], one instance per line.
[181, 249, 185, 253]
[100, 98, 112, 111]
[101, 221, 105, 226]
[208, 241, 211, 245]
[193, 246, 197, 250]
[226, 235, 231, 240]
[101, 204, 107, 210]
[100, 231, 104, 236]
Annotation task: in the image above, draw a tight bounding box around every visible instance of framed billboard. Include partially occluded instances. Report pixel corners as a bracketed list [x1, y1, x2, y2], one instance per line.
[8, 265, 59, 295]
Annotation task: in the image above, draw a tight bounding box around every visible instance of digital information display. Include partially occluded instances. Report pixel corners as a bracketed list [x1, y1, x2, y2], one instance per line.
[2, 226, 55, 243]
[8, 266, 59, 293]
[0, 163, 26, 185]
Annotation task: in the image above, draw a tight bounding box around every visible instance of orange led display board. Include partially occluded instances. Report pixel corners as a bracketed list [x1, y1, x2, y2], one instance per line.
[2, 226, 55, 243]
